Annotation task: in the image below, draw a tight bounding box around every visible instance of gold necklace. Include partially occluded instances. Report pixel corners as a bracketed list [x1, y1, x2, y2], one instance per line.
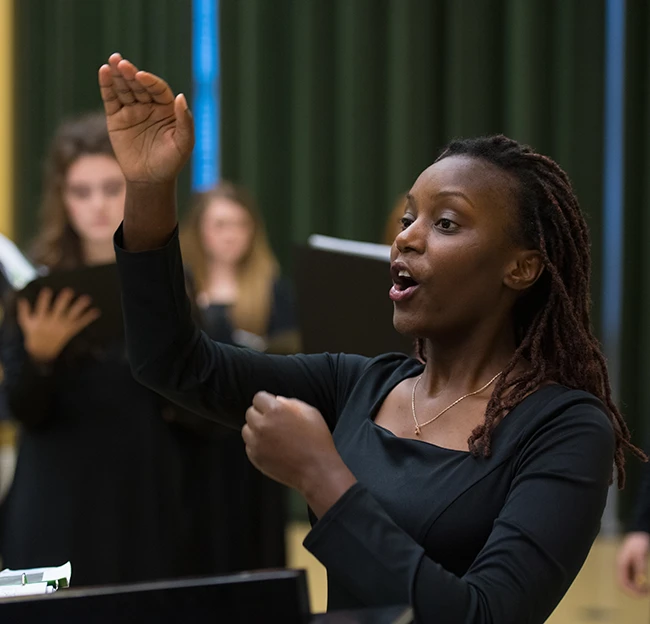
[411, 371, 503, 436]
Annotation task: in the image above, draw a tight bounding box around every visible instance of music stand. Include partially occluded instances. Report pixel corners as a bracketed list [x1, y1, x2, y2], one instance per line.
[0, 569, 311, 624]
[294, 235, 412, 357]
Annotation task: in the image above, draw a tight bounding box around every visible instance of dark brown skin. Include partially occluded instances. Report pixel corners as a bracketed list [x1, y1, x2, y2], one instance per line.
[98, 54, 544, 518]
[376, 157, 543, 451]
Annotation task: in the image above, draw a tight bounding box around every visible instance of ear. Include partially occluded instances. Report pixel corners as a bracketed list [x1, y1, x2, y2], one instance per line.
[503, 249, 544, 292]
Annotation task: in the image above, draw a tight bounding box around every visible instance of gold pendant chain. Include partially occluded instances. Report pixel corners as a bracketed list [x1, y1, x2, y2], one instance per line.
[411, 371, 503, 436]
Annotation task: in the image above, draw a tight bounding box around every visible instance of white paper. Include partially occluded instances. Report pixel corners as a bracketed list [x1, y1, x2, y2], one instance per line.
[0, 233, 38, 289]
[0, 583, 55, 598]
[308, 234, 391, 262]
[0, 561, 72, 590]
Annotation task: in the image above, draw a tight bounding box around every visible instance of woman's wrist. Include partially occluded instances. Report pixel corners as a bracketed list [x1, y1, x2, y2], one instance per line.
[24, 341, 59, 367]
[123, 180, 178, 251]
[300, 456, 357, 519]
[26, 352, 56, 375]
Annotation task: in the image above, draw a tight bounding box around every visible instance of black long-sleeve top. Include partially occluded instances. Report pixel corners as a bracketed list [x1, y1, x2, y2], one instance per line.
[114, 226, 615, 624]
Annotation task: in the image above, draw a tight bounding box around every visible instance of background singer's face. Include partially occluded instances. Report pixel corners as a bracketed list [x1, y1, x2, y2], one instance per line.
[63, 154, 126, 246]
[200, 198, 254, 266]
[391, 155, 522, 339]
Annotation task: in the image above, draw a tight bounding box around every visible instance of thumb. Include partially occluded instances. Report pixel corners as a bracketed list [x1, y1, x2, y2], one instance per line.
[633, 550, 649, 592]
[174, 93, 195, 156]
[276, 396, 300, 407]
[276, 396, 318, 415]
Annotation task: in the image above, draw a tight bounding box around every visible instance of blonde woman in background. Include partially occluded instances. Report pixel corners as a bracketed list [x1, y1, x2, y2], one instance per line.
[180, 182, 300, 573]
[182, 183, 300, 354]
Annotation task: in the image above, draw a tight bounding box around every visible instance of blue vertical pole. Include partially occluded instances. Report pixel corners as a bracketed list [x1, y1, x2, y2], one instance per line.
[601, 0, 626, 535]
[192, 0, 220, 191]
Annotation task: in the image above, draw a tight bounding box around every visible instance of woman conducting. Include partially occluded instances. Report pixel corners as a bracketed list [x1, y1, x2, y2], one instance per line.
[98, 53, 640, 622]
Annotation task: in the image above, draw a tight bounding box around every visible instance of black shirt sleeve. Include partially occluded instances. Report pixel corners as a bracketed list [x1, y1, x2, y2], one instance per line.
[114, 225, 368, 430]
[303, 402, 615, 624]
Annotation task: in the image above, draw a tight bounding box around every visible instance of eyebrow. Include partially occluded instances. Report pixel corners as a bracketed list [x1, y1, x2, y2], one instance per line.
[434, 190, 475, 208]
[405, 190, 475, 210]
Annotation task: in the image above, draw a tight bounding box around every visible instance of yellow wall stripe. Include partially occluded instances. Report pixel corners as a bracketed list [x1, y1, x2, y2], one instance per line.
[0, 0, 13, 239]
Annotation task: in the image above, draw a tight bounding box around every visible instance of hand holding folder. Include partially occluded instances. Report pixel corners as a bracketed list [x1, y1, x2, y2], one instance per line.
[18, 264, 124, 353]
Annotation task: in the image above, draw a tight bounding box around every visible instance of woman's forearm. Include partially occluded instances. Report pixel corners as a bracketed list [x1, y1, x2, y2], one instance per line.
[123, 180, 178, 251]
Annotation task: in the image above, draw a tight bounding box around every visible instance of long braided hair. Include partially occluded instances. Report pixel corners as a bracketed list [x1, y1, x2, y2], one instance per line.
[415, 135, 643, 487]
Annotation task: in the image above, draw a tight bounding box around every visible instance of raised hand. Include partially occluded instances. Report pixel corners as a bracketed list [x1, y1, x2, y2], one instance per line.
[17, 288, 101, 365]
[98, 53, 194, 184]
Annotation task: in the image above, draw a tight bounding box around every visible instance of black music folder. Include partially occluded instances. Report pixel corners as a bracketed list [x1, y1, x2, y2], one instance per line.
[0, 569, 311, 624]
[294, 236, 413, 357]
[19, 264, 123, 350]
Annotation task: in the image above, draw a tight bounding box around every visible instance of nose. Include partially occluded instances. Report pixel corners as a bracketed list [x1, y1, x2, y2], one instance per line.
[394, 218, 425, 255]
[88, 188, 104, 208]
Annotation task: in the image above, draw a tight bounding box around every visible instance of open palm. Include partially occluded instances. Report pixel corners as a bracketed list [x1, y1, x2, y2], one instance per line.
[98, 53, 194, 184]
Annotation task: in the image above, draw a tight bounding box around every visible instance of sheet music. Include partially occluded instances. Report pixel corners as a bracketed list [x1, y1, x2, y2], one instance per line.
[0, 233, 38, 290]
[308, 234, 391, 262]
[0, 561, 71, 597]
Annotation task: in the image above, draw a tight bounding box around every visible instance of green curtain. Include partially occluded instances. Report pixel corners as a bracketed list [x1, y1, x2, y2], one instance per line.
[13, 0, 192, 246]
[220, 0, 605, 316]
[620, 0, 650, 519]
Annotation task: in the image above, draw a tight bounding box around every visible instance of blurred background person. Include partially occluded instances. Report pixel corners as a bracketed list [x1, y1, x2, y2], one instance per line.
[179, 182, 300, 574]
[0, 112, 192, 586]
[182, 183, 300, 354]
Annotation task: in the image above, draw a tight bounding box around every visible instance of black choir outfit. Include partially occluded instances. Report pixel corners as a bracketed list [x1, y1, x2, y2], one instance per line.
[114, 226, 614, 623]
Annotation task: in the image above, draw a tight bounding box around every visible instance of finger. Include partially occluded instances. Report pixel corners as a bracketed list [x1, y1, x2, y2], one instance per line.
[66, 295, 93, 321]
[98, 64, 121, 116]
[252, 391, 279, 414]
[135, 70, 175, 105]
[245, 406, 263, 428]
[618, 556, 646, 597]
[242, 423, 253, 445]
[16, 298, 31, 325]
[616, 555, 633, 592]
[34, 288, 54, 316]
[633, 553, 649, 594]
[72, 308, 101, 334]
[173, 93, 195, 155]
[276, 396, 319, 417]
[116, 58, 152, 104]
[51, 288, 76, 317]
[276, 396, 302, 407]
[244, 442, 259, 469]
[107, 53, 136, 105]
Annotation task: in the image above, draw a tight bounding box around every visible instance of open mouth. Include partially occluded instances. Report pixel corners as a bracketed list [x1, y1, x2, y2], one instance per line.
[393, 270, 419, 292]
[390, 264, 420, 290]
[389, 264, 420, 302]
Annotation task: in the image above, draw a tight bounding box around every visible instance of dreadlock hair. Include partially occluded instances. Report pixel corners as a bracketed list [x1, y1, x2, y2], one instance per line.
[414, 134, 643, 488]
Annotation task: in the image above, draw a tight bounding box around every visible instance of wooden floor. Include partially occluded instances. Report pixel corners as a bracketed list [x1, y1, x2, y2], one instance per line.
[287, 525, 650, 622]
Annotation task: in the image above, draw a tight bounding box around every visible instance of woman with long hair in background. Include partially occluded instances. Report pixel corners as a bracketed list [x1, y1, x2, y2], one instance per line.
[179, 184, 299, 573]
[0, 112, 192, 586]
[182, 183, 300, 354]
